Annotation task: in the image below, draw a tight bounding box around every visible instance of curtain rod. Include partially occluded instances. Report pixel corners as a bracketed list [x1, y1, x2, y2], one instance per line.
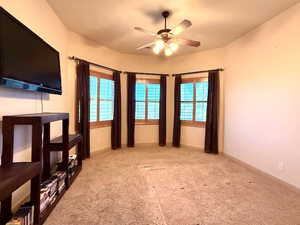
[69, 56, 168, 76]
[124, 71, 169, 77]
[69, 56, 121, 73]
[172, 68, 224, 76]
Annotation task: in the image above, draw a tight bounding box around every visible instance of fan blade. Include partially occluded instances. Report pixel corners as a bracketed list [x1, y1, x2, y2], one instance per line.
[170, 20, 192, 36]
[177, 38, 200, 47]
[137, 42, 155, 50]
[134, 27, 157, 37]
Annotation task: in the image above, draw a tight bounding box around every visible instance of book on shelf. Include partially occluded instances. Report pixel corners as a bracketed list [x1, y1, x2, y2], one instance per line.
[6, 201, 34, 225]
[20, 202, 34, 225]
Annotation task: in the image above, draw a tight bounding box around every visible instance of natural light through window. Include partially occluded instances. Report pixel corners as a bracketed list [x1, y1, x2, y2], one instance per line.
[89, 72, 114, 127]
[180, 78, 208, 126]
[135, 79, 160, 124]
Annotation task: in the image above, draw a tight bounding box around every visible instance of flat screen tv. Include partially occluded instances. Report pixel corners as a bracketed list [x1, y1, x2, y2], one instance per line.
[0, 7, 62, 95]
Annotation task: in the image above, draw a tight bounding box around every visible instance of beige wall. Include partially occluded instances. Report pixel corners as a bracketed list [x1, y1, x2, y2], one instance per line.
[66, 33, 226, 151]
[167, 49, 225, 149]
[0, 0, 70, 206]
[223, 2, 300, 189]
[2, 0, 300, 211]
[67, 32, 172, 152]
[67, 32, 120, 152]
[0, 1, 225, 167]
[0, 0, 225, 174]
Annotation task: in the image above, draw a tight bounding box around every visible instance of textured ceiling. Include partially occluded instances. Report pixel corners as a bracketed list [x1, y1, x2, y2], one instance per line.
[47, 0, 300, 56]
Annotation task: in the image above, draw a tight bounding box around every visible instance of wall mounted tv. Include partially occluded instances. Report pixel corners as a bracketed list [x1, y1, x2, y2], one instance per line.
[0, 7, 62, 95]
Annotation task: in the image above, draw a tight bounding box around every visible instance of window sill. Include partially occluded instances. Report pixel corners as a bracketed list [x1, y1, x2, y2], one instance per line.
[135, 119, 159, 125]
[181, 121, 206, 128]
[90, 121, 111, 129]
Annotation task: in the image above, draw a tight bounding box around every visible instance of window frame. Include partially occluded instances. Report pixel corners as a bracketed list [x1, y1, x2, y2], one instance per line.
[89, 70, 114, 129]
[181, 77, 208, 128]
[135, 78, 160, 125]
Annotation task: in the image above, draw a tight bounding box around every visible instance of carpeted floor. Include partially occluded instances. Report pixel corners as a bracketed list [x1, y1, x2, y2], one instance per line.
[45, 146, 300, 225]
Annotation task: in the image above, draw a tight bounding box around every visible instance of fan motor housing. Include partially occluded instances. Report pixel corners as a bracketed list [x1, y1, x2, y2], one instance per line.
[157, 28, 171, 35]
[162, 11, 170, 18]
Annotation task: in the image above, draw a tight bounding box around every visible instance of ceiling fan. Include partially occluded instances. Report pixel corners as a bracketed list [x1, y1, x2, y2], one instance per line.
[134, 11, 201, 56]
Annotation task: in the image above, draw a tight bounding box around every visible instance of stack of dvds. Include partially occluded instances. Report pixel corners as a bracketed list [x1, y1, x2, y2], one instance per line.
[40, 176, 58, 213]
[68, 154, 78, 178]
[5, 202, 34, 225]
[39, 171, 67, 213]
[40, 186, 50, 213]
[53, 171, 66, 193]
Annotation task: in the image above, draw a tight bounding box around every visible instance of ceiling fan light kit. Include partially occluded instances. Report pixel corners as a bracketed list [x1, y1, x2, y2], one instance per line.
[169, 42, 179, 52]
[153, 39, 165, 54]
[164, 47, 173, 56]
[134, 10, 200, 56]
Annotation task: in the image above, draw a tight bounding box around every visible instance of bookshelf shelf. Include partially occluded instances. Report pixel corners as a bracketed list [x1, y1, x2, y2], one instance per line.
[46, 134, 82, 151]
[0, 162, 40, 225]
[0, 112, 82, 225]
[0, 162, 40, 202]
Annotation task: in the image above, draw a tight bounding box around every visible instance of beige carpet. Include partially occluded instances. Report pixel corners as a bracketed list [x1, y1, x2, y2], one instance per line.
[45, 146, 300, 225]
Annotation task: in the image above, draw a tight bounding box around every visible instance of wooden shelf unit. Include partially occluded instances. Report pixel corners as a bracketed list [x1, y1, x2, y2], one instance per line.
[0, 162, 41, 225]
[47, 134, 82, 151]
[43, 130, 83, 187]
[0, 112, 82, 225]
[0, 162, 41, 201]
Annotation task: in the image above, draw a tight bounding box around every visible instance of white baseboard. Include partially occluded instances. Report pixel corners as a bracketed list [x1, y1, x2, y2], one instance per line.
[180, 144, 224, 153]
[222, 152, 300, 195]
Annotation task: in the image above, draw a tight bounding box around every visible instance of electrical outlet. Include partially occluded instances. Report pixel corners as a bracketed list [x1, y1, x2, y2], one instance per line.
[278, 162, 285, 171]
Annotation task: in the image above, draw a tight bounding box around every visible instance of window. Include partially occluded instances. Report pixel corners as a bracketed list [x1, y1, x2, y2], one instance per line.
[89, 71, 114, 128]
[135, 79, 160, 125]
[180, 78, 208, 127]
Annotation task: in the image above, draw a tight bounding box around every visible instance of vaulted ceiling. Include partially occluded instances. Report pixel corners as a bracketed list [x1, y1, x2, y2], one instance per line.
[47, 0, 300, 56]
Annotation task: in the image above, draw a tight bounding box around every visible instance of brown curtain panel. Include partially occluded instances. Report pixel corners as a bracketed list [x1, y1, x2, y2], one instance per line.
[159, 75, 167, 146]
[172, 75, 182, 147]
[127, 73, 136, 147]
[76, 60, 90, 159]
[205, 70, 220, 154]
[111, 71, 121, 149]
